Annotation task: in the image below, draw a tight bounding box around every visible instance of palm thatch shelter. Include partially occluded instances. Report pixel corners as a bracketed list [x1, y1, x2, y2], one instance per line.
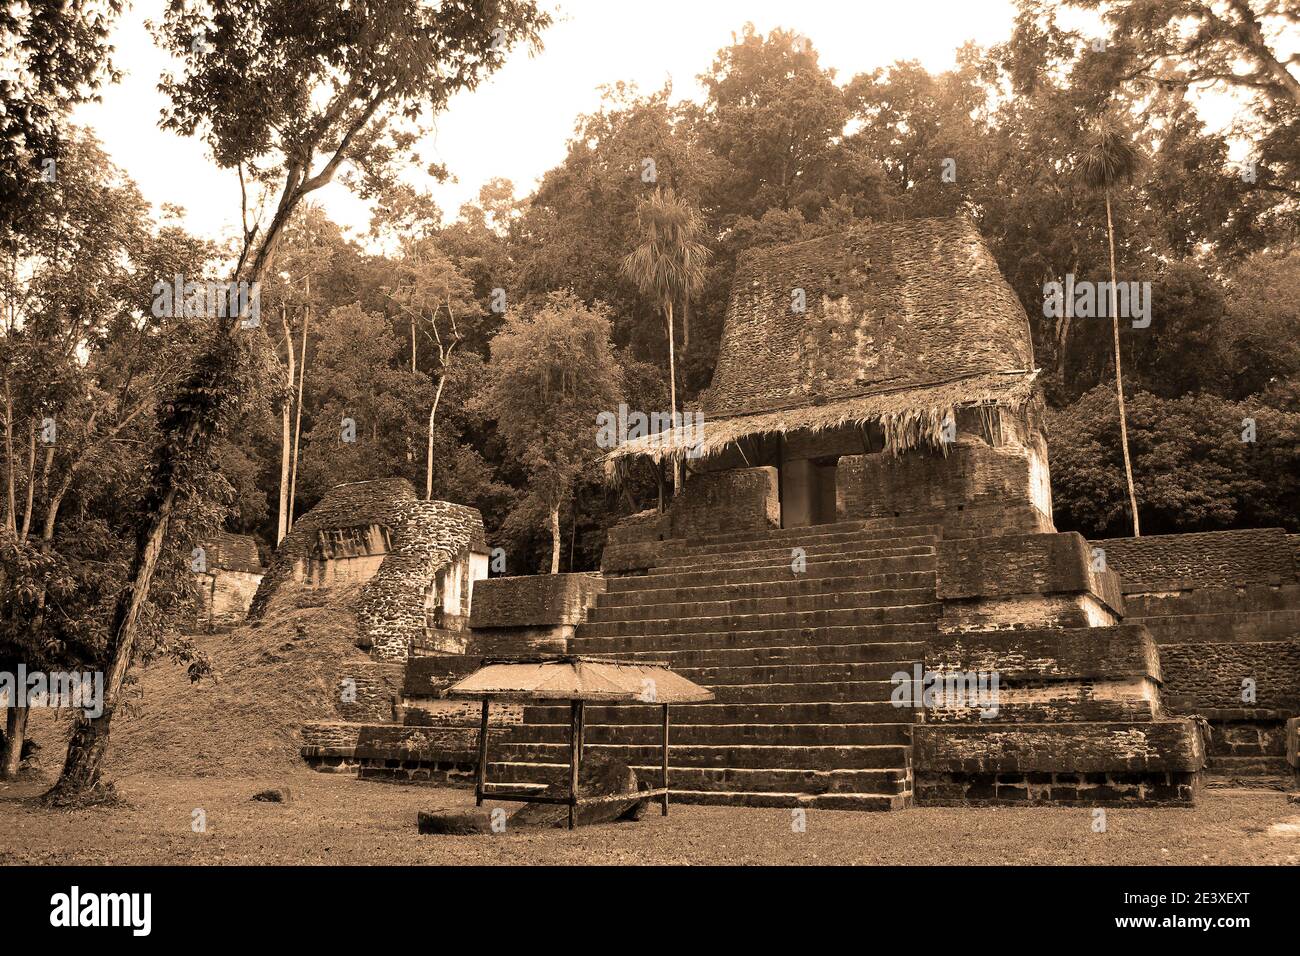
[448, 657, 713, 828]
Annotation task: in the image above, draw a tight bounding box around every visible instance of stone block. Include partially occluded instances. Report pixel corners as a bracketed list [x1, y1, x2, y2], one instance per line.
[913, 719, 1207, 774]
[468, 573, 605, 629]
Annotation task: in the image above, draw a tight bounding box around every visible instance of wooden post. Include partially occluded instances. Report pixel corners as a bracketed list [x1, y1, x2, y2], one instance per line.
[661, 703, 670, 816]
[568, 700, 585, 830]
[475, 699, 490, 806]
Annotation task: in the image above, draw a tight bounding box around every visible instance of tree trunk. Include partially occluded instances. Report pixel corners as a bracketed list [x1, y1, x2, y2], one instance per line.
[1, 705, 28, 779]
[1105, 191, 1140, 537]
[681, 293, 690, 353]
[276, 305, 294, 544]
[549, 502, 561, 574]
[665, 301, 681, 497]
[426, 374, 446, 501]
[18, 420, 35, 542]
[45, 480, 180, 801]
[288, 296, 310, 532]
[3, 387, 14, 535]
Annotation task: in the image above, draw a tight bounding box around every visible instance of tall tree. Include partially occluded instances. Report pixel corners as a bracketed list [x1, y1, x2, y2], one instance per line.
[1080, 112, 1143, 536]
[475, 292, 623, 573]
[47, 0, 551, 802]
[621, 188, 710, 496]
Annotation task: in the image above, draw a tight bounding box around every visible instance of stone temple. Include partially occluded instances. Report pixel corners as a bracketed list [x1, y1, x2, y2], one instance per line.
[263, 216, 1297, 807]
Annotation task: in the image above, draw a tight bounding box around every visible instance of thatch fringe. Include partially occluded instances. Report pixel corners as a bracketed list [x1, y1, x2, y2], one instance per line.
[603, 370, 1039, 482]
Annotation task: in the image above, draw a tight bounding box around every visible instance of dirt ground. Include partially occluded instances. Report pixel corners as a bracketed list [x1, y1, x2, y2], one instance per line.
[2, 770, 1297, 866]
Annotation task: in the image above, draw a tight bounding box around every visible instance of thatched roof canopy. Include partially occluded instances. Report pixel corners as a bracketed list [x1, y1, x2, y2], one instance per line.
[604, 217, 1039, 474]
[446, 656, 714, 704]
[603, 369, 1039, 475]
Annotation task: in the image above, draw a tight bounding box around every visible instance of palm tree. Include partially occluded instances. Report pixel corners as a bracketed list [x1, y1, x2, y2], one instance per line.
[621, 187, 710, 497]
[1080, 113, 1142, 537]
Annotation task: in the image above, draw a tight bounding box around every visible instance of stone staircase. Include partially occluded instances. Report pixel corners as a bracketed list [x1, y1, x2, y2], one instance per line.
[490, 517, 942, 809]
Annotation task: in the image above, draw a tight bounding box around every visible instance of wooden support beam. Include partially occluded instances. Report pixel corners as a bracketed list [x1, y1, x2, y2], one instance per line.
[568, 699, 585, 830]
[661, 703, 671, 817]
[475, 698, 490, 806]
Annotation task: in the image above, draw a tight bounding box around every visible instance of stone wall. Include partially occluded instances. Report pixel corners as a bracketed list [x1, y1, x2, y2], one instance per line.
[602, 466, 779, 573]
[918, 530, 1205, 805]
[329, 661, 404, 723]
[837, 441, 1053, 538]
[465, 572, 607, 656]
[300, 721, 479, 785]
[194, 532, 264, 629]
[1093, 528, 1296, 592]
[195, 568, 263, 629]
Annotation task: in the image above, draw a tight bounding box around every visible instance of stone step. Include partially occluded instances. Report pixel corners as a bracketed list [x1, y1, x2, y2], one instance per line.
[486, 760, 911, 796]
[580, 603, 940, 639]
[597, 572, 938, 608]
[520, 700, 912, 726]
[647, 551, 936, 580]
[610, 555, 936, 592]
[585, 587, 939, 624]
[570, 624, 932, 655]
[598, 574, 935, 613]
[671, 528, 940, 561]
[670, 790, 911, 810]
[655, 543, 936, 576]
[1132, 609, 1300, 643]
[708, 679, 908, 704]
[579, 650, 915, 681]
[674, 517, 942, 550]
[491, 741, 911, 770]
[508, 721, 912, 747]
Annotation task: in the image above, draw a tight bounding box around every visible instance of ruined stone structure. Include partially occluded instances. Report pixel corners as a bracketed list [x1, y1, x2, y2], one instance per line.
[468, 218, 1225, 808]
[251, 479, 497, 784]
[194, 532, 264, 629]
[292, 218, 1297, 804]
[250, 478, 490, 660]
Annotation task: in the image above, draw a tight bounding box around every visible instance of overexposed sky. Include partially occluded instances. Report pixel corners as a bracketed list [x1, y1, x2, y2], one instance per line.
[76, 0, 1264, 251]
[72, 0, 1034, 246]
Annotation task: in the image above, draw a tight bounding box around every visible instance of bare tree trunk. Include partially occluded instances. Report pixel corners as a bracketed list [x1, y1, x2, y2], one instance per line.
[1105, 191, 1140, 537]
[549, 503, 561, 574]
[18, 420, 35, 542]
[276, 305, 294, 544]
[665, 301, 681, 497]
[411, 316, 417, 373]
[426, 374, 446, 501]
[3, 387, 15, 536]
[681, 294, 689, 353]
[1, 705, 29, 780]
[288, 294, 310, 531]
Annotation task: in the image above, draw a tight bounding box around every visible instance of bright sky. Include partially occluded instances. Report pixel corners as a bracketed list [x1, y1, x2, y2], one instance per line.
[70, 0, 1034, 245]
[69, 0, 1242, 248]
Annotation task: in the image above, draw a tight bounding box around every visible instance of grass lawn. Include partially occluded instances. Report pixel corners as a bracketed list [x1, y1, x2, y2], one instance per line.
[2, 770, 1297, 865]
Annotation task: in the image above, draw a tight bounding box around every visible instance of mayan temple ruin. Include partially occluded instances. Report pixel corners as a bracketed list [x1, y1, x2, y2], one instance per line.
[253, 218, 1300, 809]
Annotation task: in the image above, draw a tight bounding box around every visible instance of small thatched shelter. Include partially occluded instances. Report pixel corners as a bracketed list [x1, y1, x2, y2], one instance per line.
[448, 657, 713, 828]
